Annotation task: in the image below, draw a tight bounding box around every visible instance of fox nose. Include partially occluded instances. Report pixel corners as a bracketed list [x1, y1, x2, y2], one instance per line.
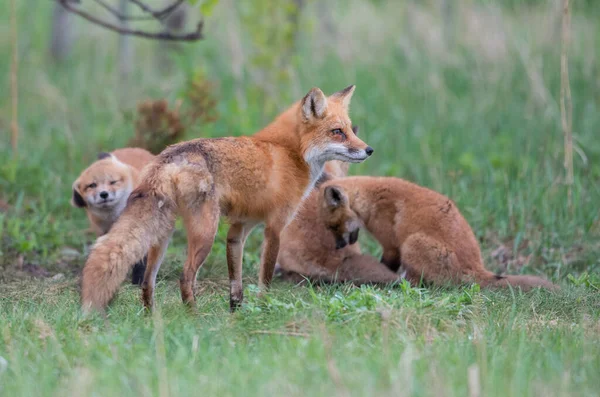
[99, 191, 109, 199]
[365, 146, 374, 156]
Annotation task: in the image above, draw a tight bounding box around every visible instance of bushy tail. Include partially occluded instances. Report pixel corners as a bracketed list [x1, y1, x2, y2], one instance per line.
[80, 189, 176, 313]
[479, 272, 559, 292]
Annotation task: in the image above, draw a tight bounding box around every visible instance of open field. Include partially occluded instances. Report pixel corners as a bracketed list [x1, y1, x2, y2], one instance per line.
[1, 0, 599, 396]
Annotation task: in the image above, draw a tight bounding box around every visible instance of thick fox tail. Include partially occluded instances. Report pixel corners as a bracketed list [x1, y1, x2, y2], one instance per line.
[479, 272, 559, 292]
[80, 152, 215, 313]
[80, 190, 176, 313]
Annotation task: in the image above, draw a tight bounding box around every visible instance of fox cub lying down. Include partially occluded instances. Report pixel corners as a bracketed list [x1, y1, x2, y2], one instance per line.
[71, 147, 155, 285]
[277, 172, 557, 291]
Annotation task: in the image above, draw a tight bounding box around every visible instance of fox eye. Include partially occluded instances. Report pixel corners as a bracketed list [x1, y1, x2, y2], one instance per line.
[110, 180, 118, 185]
[331, 129, 346, 140]
[87, 183, 97, 189]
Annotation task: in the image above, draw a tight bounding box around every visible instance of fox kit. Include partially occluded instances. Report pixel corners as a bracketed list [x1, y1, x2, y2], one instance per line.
[72, 147, 155, 285]
[317, 177, 557, 291]
[276, 127, 400, 285]
[80, 85, 373, 313]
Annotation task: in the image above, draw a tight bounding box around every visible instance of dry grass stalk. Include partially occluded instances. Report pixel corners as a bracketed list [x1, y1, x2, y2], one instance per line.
[319, 324, 350, 397]
[153, 311, 170, 397]
[560, 0, 573, 207]
[10, 0, 19, 153]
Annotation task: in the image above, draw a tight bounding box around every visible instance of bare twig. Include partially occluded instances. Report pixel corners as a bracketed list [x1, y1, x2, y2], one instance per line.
[560, 0, 573, 207]
[92, 0, 184, 21]
[10, 0, 18, 153]
[129, 0, 185, 21]
[57, 0, 203, 42]
[93, 0, 150, 21]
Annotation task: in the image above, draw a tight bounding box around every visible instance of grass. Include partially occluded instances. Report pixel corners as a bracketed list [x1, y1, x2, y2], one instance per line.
[1, 280, 599, 396]
[1, 0, 600, 396]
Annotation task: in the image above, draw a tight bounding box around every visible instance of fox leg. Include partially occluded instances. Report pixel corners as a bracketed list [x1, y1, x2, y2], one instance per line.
[380, 249, 401, 272]
[335, 254, 403, 285]
[141, 237, 171, 310]
[179, 200, 220, 306]
[400, 233, 460, 286]
[226, 221, 258, 312]
[258, 220, 285, 291]
[131, 256, 147, 286]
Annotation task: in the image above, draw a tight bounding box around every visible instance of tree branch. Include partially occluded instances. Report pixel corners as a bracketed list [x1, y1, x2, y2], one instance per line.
[57, 0, 203, 42]
[93, 0, 155, 21]
[129, 0, 185, 21]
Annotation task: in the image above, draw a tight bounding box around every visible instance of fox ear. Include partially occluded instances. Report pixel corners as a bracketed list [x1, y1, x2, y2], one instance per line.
[71, 184, 86, 208]
[97, 152, 112, 160]
[324, 185, 347, 208]
[351, 125, 359, 135]
[302, 87, 328, 121]
[349, 228, 360, 245]
[332, 85, 355, 110]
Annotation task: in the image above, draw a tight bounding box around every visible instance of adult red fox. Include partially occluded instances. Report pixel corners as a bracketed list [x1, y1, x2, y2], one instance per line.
[80, 85, 373, 313]
[304, 176, 557, 291]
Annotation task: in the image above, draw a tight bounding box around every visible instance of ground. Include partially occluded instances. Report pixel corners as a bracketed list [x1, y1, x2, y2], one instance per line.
[1, 1, 599, 396]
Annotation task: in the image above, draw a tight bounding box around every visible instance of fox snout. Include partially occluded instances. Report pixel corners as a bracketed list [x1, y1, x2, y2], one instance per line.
[345, 144, 374, 162]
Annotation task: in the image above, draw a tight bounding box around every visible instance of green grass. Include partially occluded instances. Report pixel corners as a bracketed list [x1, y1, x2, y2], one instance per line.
[1, 0, 599, 396]
[1, 280, 599, 396]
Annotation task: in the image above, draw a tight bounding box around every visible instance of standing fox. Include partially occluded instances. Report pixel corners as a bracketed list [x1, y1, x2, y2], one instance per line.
[80, 85, 373, 313]
[310, 176, 557, 291]
[276, 128, 401, 285]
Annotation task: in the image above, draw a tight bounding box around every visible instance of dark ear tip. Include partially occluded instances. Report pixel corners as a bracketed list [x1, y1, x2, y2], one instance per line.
[72, 189, 86, 208]
[97, 152, 112, 160]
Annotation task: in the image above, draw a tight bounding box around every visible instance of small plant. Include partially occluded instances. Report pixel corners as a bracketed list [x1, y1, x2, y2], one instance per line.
[129, 99, 185, 154]
[179, 69, 219, 128]
[567, 272, 599, 290]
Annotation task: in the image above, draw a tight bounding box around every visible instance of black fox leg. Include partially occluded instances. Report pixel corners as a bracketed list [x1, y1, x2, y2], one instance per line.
[131, 256, 147, 286]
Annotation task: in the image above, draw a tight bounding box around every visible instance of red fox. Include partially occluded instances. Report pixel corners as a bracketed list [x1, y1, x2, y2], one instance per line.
[310, 176, 557, 291]
[80, 85, 373, 313]
[71, 148, 155, 285]
[276, 127, 401, 285]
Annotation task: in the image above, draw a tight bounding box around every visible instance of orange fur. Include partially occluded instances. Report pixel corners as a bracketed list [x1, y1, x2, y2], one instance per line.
[312, 176, 558, 291]
[80, 86, 374, 313]
[71, 147, 155, 236]
[277, 128, 400, 286]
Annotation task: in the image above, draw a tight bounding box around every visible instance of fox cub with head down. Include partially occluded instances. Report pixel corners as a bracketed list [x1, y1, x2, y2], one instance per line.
[315, 176, 556, 291]
[72, 148, 155, 285]
[276, 127, 400, 285]
[80, 85, 373, 313]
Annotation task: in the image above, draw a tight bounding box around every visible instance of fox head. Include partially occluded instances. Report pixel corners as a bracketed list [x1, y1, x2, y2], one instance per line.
[319, 184, 361, 249]
[322, 125, 359, 179]
[298, 86, 373, 170]
[71, 153, 135, 211]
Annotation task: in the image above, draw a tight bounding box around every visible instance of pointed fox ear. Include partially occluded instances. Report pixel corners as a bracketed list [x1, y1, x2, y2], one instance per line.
[332, 85, 355, 110]
[351, 125, 359, 135]
[302, 87, 328, 121]
[71, 182, 86, 208]
[97, 152, 112, 160]
[324, 185, 347, 208]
